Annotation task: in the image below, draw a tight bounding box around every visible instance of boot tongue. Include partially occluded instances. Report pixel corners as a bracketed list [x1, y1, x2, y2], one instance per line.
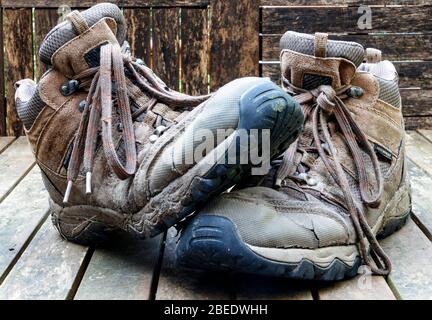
[41, 4, 126, 78]
[279, 31, 364, 90]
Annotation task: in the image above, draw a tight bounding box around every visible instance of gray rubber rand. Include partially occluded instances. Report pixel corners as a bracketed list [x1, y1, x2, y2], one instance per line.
[176, 215, 361, 281]
[176, 212, 412, 281]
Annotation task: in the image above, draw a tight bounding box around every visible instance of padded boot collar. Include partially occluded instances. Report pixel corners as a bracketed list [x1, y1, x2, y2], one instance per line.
[52, 17, 118, 78]
[280, 32, 358, 90]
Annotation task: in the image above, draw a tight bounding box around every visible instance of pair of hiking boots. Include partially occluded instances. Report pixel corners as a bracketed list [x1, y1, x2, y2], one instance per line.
[15, 4, 410, 281]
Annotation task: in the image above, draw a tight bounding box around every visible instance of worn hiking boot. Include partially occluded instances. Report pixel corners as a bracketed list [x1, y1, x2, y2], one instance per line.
[14, 4, 304, 245]
[176, 31, 411, 280]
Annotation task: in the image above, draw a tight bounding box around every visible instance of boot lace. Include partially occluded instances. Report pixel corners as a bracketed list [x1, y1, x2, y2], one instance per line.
[276, 78, 391, 276]
[63, 42, 211, 203]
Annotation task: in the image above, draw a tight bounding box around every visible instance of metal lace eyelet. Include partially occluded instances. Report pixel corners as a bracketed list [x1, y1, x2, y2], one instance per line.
[149, 135, 158, 143]
[346, 86, 364, 98]
[298, 172, 318, 186]
[155, 125, 167, 136]
[78, 100, 86, 113]
[60, 79, 80, 96]
[135, 58, 145, 65]
[149, 125, 168, 144]
[306, 176, 318, 186]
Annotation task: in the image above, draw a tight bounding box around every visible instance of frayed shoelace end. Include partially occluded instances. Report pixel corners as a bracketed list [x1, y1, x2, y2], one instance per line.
[63, 180, 73, 204]
[86, 172, 92, 194]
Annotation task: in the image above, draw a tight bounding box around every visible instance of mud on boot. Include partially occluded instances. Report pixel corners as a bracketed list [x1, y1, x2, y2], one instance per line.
[15, 4, 304, 245]
[176, 32, 411, 280]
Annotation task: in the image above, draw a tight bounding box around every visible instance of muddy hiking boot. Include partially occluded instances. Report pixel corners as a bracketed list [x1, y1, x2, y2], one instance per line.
[14, 4, 304, 245]
[176, 31, 411, 281]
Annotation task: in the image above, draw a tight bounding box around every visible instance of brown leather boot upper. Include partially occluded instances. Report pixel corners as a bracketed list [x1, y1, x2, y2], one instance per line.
[191, 31, 411, 278]
[14, 4, 304, 243]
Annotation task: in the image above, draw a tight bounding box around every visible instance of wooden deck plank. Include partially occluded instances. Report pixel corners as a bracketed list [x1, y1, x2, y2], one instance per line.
[0, 220, 89, 300]
[380, 219, 432, 300]
[262, 34, 432, 62]
[261, 6, 432, 34]
[34, 9, 59, 80]
[124, 8, 152, 67]
[401, 90, 432, 120]
[0, 167, 49, 283]
[0, 8, 5, 136]
[235, 276, 313, 300]
[0, 137, 35, 202]
[152, 8, 180, 90]
[3, 8, 34, 136]
[209, 0, 259, 91]
[417, 129, 432, 143]
[181, 8, 209, 95]
[262, 0, 430, 5]
[406, 131, 432, 177]
[407, 160, 432, 237]
[156, 228, 232, 300]
[318, 269, 395, 300]
[0, 137, 14, 154]
[75, 234, 162, 300]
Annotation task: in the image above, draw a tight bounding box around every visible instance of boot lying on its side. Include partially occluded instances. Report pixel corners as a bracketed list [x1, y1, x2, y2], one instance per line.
[15, 4, 304, 245]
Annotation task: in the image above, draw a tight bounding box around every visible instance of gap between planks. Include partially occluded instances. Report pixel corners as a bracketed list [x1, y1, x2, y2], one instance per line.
[0, 166, 50, 286]
[0, 219, 90, 300]
[0, 137, 36, 203]
[0, 137, 15, 154]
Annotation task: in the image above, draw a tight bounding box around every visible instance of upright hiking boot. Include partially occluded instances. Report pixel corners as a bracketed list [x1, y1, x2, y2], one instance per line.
[14, 4, 304, 245]
[176, 31, 411, 280]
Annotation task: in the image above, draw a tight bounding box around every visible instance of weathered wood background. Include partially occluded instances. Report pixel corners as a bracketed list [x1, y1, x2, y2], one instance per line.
[0, 0, 430, 136]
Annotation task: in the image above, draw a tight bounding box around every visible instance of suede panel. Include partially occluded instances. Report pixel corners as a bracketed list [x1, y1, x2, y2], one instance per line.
[347, 72, 402, 155]
[35, 70, 86, 175]
[280, 49, 356, 90]
[52, 18, 118, 78]
[25, 106, 54, 153]
[38, 69, 72, 111]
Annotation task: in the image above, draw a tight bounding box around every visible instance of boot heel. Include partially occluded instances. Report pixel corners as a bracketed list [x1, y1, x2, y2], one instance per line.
[377, 211, 411, 239]
[376, 179, 411, 239]
[50, 201, 121, 246]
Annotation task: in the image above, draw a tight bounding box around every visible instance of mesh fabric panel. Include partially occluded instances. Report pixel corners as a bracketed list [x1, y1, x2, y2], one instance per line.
[148, 77, 263, 191]
[377, 78, 401, 108]
[303, 74, 332, 90]
[280, 31, 365, 67]
[201, 187, 350, 249]
[39, 3, 126, 65]
[16, 88, 45, 130]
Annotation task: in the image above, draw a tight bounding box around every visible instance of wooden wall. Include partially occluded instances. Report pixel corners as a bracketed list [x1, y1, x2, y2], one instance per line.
[0, 0, 430, 135]
[0, 0, 259, 136]
[260, 0, 432, 129]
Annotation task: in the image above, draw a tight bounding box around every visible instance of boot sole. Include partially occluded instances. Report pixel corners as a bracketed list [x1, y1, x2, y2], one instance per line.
[176, 183, 411, 281]
[176, 211, 411, 281]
